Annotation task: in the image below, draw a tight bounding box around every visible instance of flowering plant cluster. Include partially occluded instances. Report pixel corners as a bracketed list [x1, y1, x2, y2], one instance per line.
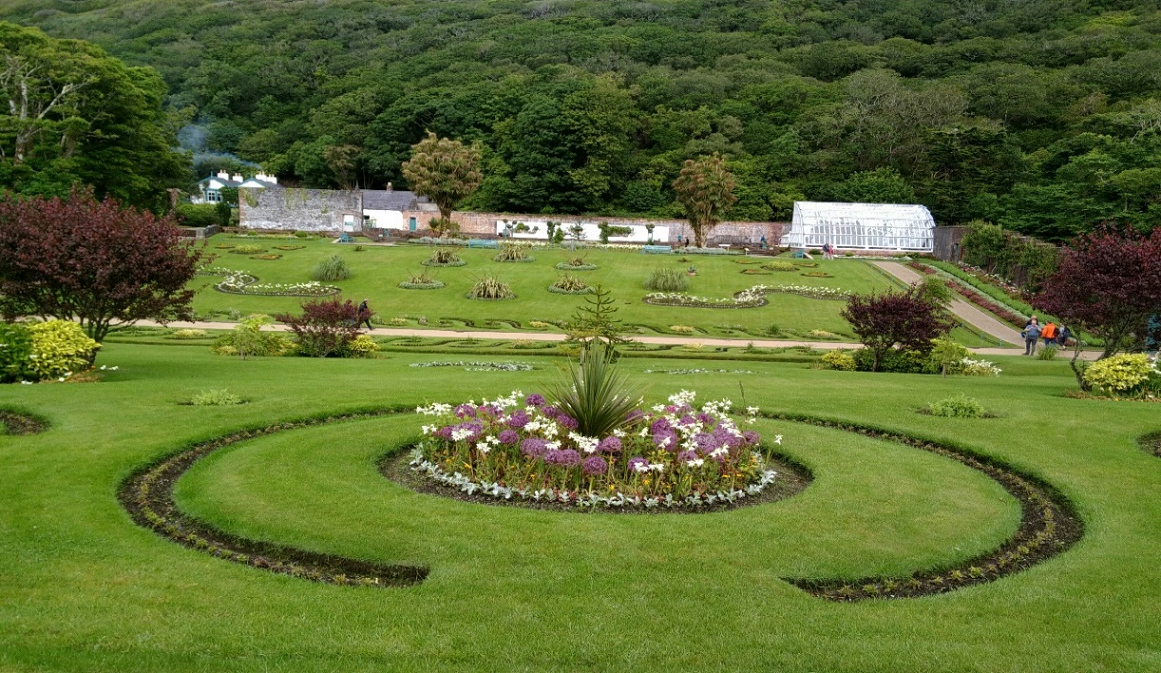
[411, 390, 780, 509]
[409, 360, 534, 372]
[958, 357, 1002, 376]
[211, 269, 339, 297]
[644, 283, 849, 309]
[643, 368, 754, 375]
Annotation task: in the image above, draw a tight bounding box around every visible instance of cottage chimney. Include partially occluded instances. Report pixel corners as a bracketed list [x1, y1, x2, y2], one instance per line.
[216, 171, 229, 179]
[232, 173, 243, 182]
[386, 182, 393, 192]
[268, 175, 277, 185]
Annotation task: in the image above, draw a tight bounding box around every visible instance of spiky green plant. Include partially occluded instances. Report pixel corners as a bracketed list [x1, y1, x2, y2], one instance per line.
[311, 255, 353, 281]
[494, 243, 532, 262]
[644, 267, 688, 292]
[551, 274, 591, 293]
[468, 274, 514, 300]
[422, 248, 464, 266]
[549, 342, 644, 437]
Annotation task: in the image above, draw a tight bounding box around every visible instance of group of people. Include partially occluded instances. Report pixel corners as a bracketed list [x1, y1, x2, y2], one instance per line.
[1021, 316, 1070, 355]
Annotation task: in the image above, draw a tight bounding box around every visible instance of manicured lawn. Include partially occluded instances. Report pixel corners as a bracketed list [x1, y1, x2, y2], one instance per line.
[0, 343, 1157, 670]
[193, 239, 897, 339]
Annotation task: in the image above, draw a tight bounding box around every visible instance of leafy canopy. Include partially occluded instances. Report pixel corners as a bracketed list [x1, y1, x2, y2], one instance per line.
[0, 189, 202, 344]
[672, 153, 738, 248]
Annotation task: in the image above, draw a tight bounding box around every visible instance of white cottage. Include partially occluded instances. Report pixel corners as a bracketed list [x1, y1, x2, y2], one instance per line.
[193, 171, 280, 204]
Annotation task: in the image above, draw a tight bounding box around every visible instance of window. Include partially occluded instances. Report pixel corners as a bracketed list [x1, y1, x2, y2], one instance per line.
[205, 190, 221, 203]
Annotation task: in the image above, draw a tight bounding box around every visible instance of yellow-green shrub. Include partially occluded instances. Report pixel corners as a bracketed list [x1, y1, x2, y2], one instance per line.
[1083, 354, 1154, 395]
[820, 349, 856, 371]
[344, 335, 379, 358]
[27, 320, 100, 379]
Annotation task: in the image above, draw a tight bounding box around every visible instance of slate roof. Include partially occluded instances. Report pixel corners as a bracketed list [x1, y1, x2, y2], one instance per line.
[362, 189, 420, 211]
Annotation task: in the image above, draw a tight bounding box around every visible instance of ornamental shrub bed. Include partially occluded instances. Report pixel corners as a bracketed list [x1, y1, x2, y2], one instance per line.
[398, 270, 445, 290]
[422, 249, 466, 267]
[1, 320, 101, 383]
[412, 390, 780, 509]
[250, 254, 282, 260]
[467, 275, 514, 300]
[761, 261, 797, 272]
[548, 274, 592, 295]
[230, 244, 266, 255]
[644, 284, 848, 309]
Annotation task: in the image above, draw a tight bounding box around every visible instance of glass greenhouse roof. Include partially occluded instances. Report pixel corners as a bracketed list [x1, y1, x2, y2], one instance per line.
[781, 201, 935, 251]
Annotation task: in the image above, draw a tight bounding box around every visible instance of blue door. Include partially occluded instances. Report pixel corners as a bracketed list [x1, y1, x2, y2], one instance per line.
[409, 217, 417, 231]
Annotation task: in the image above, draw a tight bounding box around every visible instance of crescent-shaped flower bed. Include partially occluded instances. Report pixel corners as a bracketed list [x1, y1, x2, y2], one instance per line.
[410, 390, 785, 510]
[643, 284, 849, 309]
[398, 281, 446, 289]
[554, 262, 598, 271]
[207, 269, 341, 297]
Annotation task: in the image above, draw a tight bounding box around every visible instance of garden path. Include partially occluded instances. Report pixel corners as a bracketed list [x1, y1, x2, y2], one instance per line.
[134, 319, 1097, 358]
[872, 262, 1027, 347]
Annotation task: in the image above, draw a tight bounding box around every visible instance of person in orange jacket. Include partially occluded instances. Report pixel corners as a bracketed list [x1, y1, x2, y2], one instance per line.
[1040, 321, 1057, 348]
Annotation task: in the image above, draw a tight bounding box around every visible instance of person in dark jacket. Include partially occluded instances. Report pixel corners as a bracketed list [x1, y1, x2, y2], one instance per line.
[357, 299, 373, 330]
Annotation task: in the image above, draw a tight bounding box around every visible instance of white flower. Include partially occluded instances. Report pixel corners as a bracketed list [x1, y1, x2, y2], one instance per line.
[775, 435, 783, 445]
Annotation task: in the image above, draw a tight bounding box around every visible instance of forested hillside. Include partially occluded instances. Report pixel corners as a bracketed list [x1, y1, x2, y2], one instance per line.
[2, 0, 1160, 238]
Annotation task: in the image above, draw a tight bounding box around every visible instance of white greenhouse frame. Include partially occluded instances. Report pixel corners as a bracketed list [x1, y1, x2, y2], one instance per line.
[780, 202, 935, 252]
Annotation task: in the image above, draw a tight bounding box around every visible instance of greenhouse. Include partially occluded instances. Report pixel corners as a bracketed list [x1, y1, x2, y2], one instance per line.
[781, 202, 936, 252]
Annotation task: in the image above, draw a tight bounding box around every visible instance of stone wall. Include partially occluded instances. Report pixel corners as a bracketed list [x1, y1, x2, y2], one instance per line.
[398, 209, 788, 246]
[239, 187, 362, 232]
[933, 226, 968, 262]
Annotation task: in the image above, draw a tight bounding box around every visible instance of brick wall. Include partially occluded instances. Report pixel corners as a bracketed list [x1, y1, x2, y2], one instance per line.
[239, 187, 362, 232]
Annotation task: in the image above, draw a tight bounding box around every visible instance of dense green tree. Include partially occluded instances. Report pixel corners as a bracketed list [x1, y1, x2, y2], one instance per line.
[672, 152, 738, 248]
[0, 22, 190, 208]
[400, 131, 482, 236]
[3, 1, 1161, 236]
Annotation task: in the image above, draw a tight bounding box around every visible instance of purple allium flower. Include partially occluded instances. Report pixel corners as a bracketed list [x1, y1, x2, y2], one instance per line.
[625, 409, 644, 423]
[627, 457, 649, 473]
[507, 409, 530, 429]
[454, 403, 476, 418]
[557, 415, 578, 430]
[434, 426, 454, 439]
[650, 417, 672, 434]
[697, 412, 714, 425]
[498, 429, 520, 445]
[676, 450, 698, 463]
[521, 438, 547, 458]
[582, 456, 608, 476]
[479, 404, 500, 417]
[742, 430, 760, 445]
[598, 436, 623, 454]
[545, 449, 582, 467]
[653, 429, 678, 451]
[541, 405, 559, 419]
[694, 433, 716, 452]
[679, 414, 696, 426]
[526, 393, 546, 407]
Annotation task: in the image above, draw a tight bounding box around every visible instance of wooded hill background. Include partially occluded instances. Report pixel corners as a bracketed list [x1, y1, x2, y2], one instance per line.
[2, 0, 1160, 240]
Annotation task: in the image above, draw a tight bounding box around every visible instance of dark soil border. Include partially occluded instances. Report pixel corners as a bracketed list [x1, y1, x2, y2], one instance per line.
[116, 409, 1083, 599]
[379, 449, 812, 515]
[766, 413, 1084, 601]
[0, 409, 49, 435]
[1139, 431, 1161, 457]
[117, 409, 428, 589]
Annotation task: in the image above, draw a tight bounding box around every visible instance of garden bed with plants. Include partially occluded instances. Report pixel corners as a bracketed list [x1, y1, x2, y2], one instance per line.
[0, 409, 49, 435]
[203, 268, 340, 297]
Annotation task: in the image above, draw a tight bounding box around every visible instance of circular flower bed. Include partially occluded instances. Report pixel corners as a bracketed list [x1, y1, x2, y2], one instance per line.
[411, 390, 780, 509]
[554, 262, 598, 271]
[398, 280, 446, 290]
[547, 285, 594, 295]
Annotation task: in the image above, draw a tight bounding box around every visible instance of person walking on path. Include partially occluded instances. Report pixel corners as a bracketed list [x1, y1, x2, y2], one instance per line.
[357, 298, 373, 330]
[1041, 321, 1057, 349]
[1023, 317, 1042, 355]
